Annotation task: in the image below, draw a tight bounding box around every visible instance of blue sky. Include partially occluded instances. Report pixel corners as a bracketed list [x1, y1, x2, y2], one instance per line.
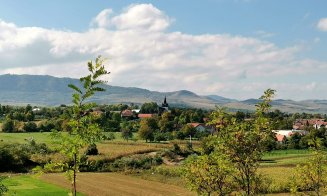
[0, 0, 326, 100]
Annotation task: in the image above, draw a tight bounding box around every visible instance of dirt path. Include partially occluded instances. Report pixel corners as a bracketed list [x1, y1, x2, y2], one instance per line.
[41, 173, 195, 196]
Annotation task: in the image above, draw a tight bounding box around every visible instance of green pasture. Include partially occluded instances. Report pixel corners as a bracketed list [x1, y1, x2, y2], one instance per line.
[0, 132, 136, 144]
[2, 174, 84, 196]
[0, 132, 53, 144]
[262, 149, 311, 167]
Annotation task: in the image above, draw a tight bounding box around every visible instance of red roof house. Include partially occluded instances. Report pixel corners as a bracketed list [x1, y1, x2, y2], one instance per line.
[276, 134, 287, 143]
[138, 114, 156, 119]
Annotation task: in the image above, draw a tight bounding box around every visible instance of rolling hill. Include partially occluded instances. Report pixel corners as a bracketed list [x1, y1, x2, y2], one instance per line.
[0, 74, 327, 114]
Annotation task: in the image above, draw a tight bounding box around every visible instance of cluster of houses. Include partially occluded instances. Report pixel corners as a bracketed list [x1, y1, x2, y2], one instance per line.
[293, 119, 327, 130]
[273, 130, 307, 143]
[274, 118, 327, 143]
[120, 97, 214, 133]
[120, 96, 169, 119]
[94, 96, 327, 141]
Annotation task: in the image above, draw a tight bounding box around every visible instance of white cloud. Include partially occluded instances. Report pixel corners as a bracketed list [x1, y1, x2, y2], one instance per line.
[91, 9, 113, 28]
[111, 4, 171, 31]
[254, 30, 275, 38]
[317, 18, 327, 31]
[0, 4, 326, 100]
[91, 4, 171, 32]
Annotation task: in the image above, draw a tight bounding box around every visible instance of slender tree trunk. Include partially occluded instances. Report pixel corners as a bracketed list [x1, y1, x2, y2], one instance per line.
[246, 173, 250, 196]
[73, 153, 77, 196]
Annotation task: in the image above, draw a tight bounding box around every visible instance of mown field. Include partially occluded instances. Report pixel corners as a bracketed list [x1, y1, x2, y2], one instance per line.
[2, 173, 193, 196]
[2, 174, 84, 196]
[0, 132, 53, 144]
[0, 132, 312, 195]
[41, 173, 194, 196]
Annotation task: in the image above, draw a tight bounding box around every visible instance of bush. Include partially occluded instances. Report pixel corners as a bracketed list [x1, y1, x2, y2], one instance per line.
[110, 154, 162, 171]
[154, 132, 168, 142]
[103, 132, 116, 140]
[80, 154, 163, 172]
[176, 131, 185, 140]
[194, 130, 210, 139]
[2, 119, 16, 132]
[0, 144, 34, 172]
[121, 129, 133, 141]
[172, 143, 182, 155]
[38, 122, 53, 132]
[23, 122, 38, 132]
[0, 141, 52, 172]
[151, 166, 182, 177]
[84, 143, 98, 155]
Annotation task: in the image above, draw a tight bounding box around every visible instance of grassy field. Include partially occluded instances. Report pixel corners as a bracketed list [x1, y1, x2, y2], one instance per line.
[2, 174, 83, 196]
[0, 132, 53, 144]
[0, 132, 129, 144]
[262, 149, 311, 167]
[0, 133, 313, 195]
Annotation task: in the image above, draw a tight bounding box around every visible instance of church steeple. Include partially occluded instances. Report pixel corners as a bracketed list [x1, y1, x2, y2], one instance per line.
[158, 96, 170, 114]
[162, 96, 169, 108]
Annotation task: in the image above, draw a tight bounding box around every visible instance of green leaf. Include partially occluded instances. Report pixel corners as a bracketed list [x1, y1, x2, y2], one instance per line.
[88, 61, 93, 73]
[91, 87, 105, 92]
[68, 84, 82, 94]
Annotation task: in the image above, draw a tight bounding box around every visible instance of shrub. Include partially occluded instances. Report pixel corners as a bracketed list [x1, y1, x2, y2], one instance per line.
[0, 141, 52, 172]
[151, 166, 182, 177]
[80, 154, 163, 172]
[175, 131, 185, 140]
[154, 132, 168, 142]
[172, 143, 182, 155]
[121, 129, 133, 141]
[23, 122, 38, 132]
[2, 119, 16, 132]
[110, 154, 162, 171]
[84, 143, 98, 155]
[103, 132, 116, 140]
[0, 144, 34, 172]
[38, 120, 55, 132]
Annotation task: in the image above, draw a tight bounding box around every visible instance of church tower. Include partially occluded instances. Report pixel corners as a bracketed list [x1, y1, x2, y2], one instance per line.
[160, 96, 169, 112]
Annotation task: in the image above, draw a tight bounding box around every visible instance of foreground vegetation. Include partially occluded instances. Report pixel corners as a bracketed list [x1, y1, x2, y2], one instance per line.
[1, 58, 327, 195]
[0, 131, 324, 195]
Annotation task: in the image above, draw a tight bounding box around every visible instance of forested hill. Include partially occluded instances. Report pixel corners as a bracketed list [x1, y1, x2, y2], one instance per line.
[1, 74, 327, 114]
[0, 74, 229, 107]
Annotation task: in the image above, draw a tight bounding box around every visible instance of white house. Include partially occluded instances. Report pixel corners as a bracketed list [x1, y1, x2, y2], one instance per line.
[272, 129, 307, 138]
[188, 123, 214, 133]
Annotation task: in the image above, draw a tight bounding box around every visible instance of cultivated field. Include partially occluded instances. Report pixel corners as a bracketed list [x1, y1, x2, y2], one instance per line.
[40, 173, 194, 196]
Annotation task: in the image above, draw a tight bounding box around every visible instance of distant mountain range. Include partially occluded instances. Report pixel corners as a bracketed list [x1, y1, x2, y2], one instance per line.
[1, 74, 327, 114]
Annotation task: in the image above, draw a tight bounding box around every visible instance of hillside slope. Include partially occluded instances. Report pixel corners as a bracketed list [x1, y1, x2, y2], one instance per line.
[0, 74, 327, 114]
[0, 74, 227, 108]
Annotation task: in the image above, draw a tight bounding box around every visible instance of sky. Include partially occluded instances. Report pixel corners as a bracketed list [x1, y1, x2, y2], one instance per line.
[0, 0, 327, 100]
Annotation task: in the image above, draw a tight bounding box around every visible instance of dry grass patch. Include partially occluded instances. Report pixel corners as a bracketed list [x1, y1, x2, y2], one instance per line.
[88, 142, 168, 161]
[259, 166, 295, 194]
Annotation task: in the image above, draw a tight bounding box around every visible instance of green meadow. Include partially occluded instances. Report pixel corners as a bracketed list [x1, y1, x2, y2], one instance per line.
[2, 175, 84, 196]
